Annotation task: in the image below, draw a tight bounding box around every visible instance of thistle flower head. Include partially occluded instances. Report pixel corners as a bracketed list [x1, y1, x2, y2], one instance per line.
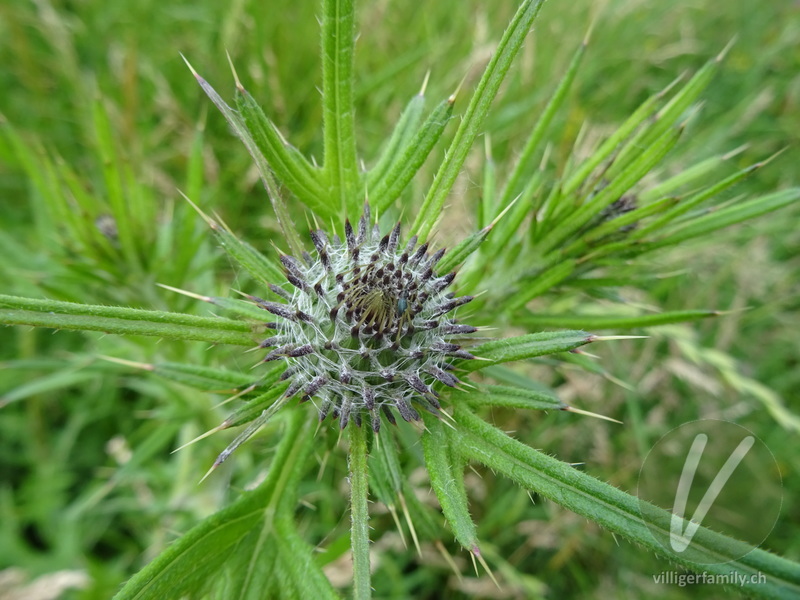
[250, 204, 475, 432]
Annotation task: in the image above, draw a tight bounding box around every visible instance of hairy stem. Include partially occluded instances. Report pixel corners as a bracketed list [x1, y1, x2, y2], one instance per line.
[349, 423, 371, 599]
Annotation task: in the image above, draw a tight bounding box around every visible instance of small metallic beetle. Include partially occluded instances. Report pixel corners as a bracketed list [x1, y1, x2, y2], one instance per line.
[396, 294, 408, 316]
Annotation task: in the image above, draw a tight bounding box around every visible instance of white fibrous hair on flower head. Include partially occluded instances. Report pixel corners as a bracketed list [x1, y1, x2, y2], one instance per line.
[248, 204, 476, 432]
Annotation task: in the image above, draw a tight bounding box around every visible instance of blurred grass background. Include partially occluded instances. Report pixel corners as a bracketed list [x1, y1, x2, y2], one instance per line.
[1, 0, 798, 598]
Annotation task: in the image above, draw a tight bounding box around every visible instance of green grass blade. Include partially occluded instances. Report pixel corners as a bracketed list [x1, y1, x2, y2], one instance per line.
[1, 126, 78, 248]
[1, 370, 100, 407]
[411, 0, 546, 239]
[91, 97, 143, 273]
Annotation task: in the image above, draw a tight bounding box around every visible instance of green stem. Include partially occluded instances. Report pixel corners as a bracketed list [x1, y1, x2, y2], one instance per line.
[349, 423, 371, 599]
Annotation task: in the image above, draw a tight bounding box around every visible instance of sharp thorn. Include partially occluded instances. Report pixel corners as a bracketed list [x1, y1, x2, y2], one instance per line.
[564, 406, 623, 424]
[96, 355, 155, 371]
[172, 423, 227, 453]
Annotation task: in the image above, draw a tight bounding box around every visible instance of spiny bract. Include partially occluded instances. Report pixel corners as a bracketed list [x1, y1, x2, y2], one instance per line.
[248, 204, 476, 432]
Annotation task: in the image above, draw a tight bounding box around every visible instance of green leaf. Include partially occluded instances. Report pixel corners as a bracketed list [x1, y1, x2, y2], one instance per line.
[487, 169, 544, 258]
[204, 296, 282, 321]
[633, 158, 765, 239]
[454, 407, 800, 599]
[235, 86, 327, 212]
[151, 362, 269, 392]
[436, 225, 491, 275]
[497, 39, 587, 212]
[197, 213, 286, 287]
[225, 380, 291, 429]
[366, 91, 427, 193]
[221, 527, 279, 600]
[421, 415, 479, 553]
[537, 124, 683, 255]
[274, 519, 341, 600]
[571, 196, 677, 250]
[184, 60, 308, 253]
[605, 48, 726, 182]
[506, 259, 577, 311]
[0, 295, 255, 346]
[399, 479, 442, 543]
[560, 80, 667, 198]
[464, 330, 592, 372]
[517, 309, 720, 330]
[411, 0, 546, 240]
[459, 384, 566, 411]
[647, 188, 800, 250]
[113, 410, 319, 600]
[372, 96, 454, 213]
[369, 429, 404, 506]
[638, 152, 730, 204]
[0, 295, 248, 331]
[321, 0, 360, 215]
[480, 136, 497, 228]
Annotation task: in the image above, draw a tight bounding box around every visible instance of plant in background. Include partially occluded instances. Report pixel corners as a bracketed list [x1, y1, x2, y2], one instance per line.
[1, 0, 799, 598]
